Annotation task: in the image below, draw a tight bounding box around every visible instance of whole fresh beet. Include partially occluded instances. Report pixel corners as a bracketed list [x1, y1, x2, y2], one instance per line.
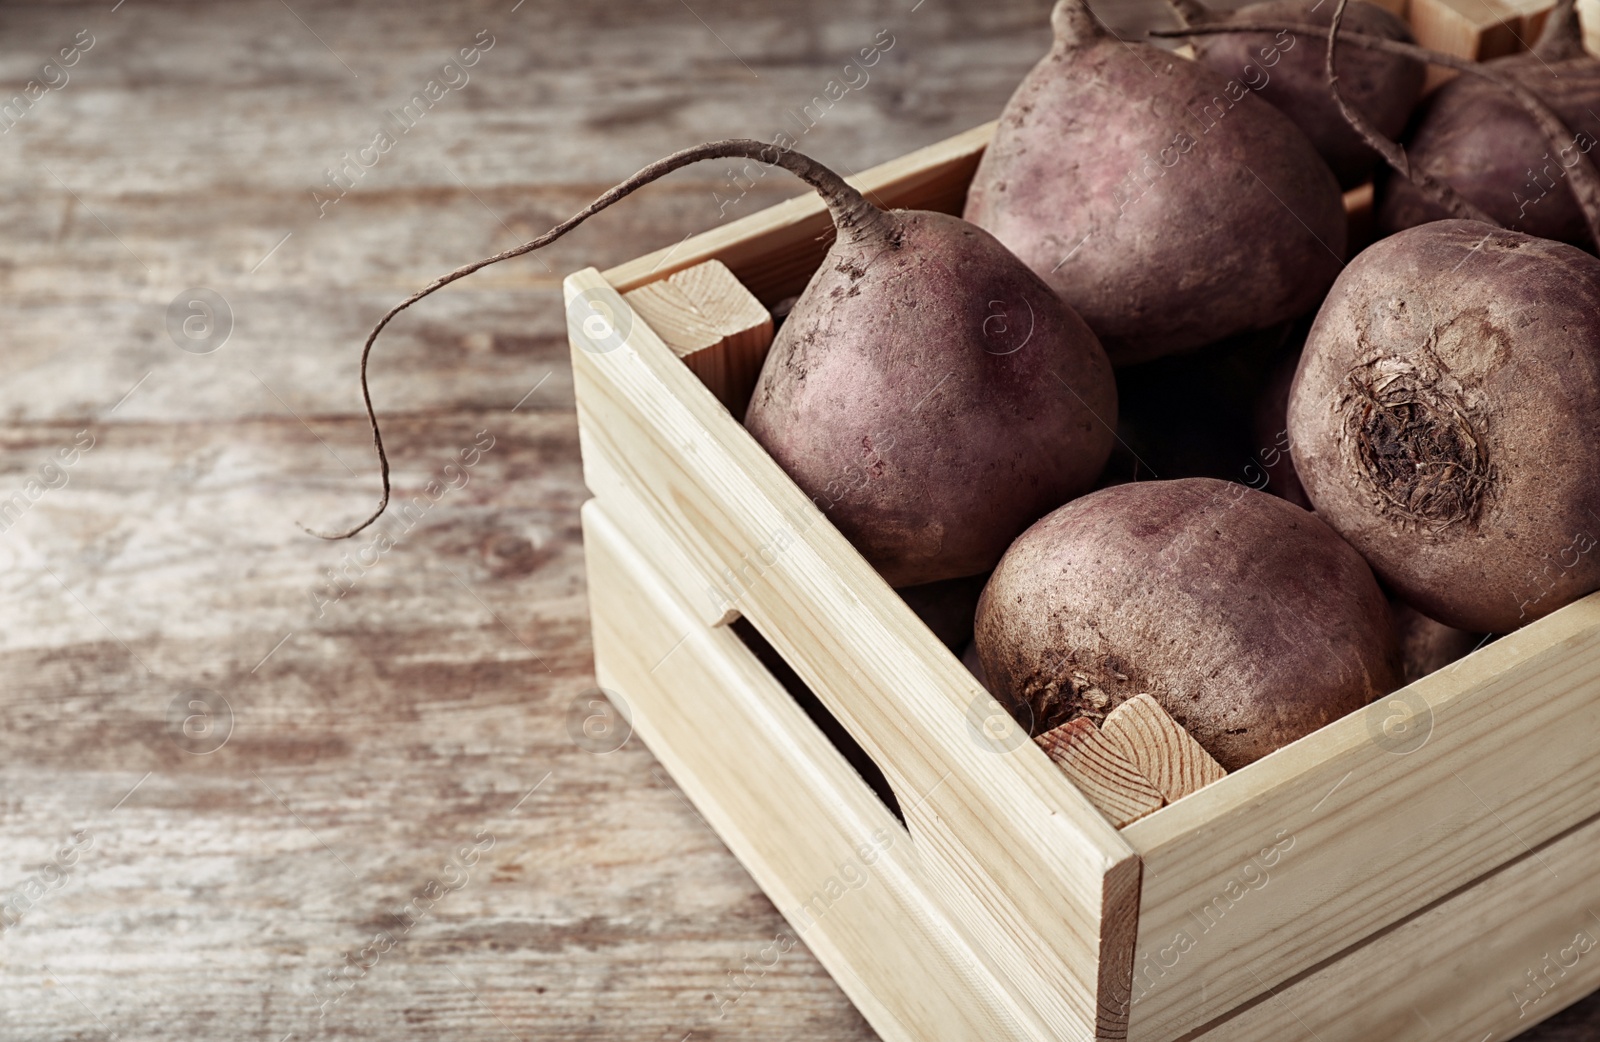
[1378, 1, 1600, 249]
[1185, 0, 1425, 188]
[965, 0, 1346, 364]
[746, 208, 1118, 588]
[975, 477, 1399, 770]
[1288, 220, 1600, 633]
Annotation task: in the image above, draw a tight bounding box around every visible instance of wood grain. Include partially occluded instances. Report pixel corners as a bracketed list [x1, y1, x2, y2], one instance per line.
[584, 498, 1054, 1042]
[623, 259, 773, 414]
[1037, 720, 1166, 829]
[1191, 807, 1600, 1042]
[1100, 694, 1226, 805]
[1408, 0, 1528, 61]
[1406, 0, 1553, 89]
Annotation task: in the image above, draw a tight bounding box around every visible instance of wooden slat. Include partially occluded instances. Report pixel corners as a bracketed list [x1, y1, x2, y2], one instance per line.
[579, 423, 740, 629]
[1192, 808, 1600, 1041]
[1410, 0, 1527, 59]
[602, 122, 996, 303]
[1408, 0, 1554, 88]
[1343, 182, 1376, 253]
[568, 266, 1141, 1041]
[623, 259, 773, 415]
[583, 499, 1053, 1042]
[1121, 592, 1600, 1040]
[1038, 720, 1165, 828]
[1100, 694, 1226, 805]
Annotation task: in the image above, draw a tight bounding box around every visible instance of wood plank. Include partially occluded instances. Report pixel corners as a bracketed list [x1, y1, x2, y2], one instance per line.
[1409, 0, 1527, 61]
[583, 498, 1053, 1042]
[1192, 808, 1600, 1041]
[1037, 720, 1165, 829]
[568, 266, 1141, 1041]
[1100, 694, 1226, 805]
[1583, 0, 1600, 54]
[580, 423, 742, 628]
[1408, 0, 1554, 89]
[623, 259, 774, 415]
[1121, 591, 1600, 1040]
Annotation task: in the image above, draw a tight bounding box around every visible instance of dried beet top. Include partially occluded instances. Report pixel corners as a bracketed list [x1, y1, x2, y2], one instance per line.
[1339, 351, 1495, 529]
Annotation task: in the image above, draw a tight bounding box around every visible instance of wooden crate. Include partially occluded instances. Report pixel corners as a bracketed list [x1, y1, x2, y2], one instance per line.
[567, 123, 1600, 1042]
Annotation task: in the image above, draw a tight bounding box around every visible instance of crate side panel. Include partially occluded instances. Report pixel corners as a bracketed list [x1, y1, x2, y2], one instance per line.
[567, 269, 1138, 1040]
[1191, 807, 1600, 1041]
[582, 500, 1054, 1042]
[1122, 593, 1600, 1040]
[579, 423, 736, 629]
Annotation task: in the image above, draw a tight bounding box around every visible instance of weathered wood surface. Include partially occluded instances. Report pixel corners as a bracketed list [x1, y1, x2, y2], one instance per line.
[0, 0, 1594, 1040]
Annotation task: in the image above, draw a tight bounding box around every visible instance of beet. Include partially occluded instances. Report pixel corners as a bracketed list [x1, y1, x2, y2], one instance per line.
[1393, 601, 1483, 684]
[745, 207, 1117, 587]
[964, 0, 1346, 364]
[1288, 219, 1600, 633]
[975, 477, 1399, 770]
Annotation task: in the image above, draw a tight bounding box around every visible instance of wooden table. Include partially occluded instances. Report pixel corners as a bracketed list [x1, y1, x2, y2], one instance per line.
[0, 1, 1592, 1039]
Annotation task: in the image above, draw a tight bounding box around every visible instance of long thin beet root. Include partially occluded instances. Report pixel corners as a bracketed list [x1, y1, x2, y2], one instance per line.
[1323, 0, 1492, 223]
[311, 139, 883, 540]
[317, 139, 1119, 589]
[1176, 0, 1424, 188]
